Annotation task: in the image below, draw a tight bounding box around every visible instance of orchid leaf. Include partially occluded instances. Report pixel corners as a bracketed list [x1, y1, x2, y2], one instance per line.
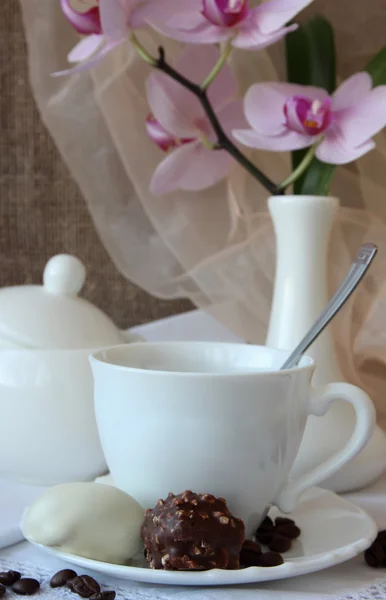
[285, 15, 336, 93]
[285, 16, 336, 195]
[366, 46, 386, 86]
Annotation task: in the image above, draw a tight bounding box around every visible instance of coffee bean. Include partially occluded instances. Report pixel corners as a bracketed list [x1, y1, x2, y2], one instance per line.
[50, 569, 77, 588]
[0, 585, 5, 598]
[259, 551, 284, 567]
[269, 534, 292, 553]
[69, 575, 100, 598]
[0, 572, 21, 586]
[256, 531, 275, 545]
[12, 578, 40, 596]
[365, 542, 386, 568]
[276, 524, 301, 540]
[275, 517, 295, 527]
[90, 592, 116, 600]
[239, 540, 263, 567]
[256, 516, 274, 533]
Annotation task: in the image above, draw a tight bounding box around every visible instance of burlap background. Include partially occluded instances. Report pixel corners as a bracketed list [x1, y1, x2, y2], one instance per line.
[0, 1, 192, 328]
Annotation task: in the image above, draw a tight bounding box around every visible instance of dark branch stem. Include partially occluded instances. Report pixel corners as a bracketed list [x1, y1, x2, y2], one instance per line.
[156, 47, 280, 195]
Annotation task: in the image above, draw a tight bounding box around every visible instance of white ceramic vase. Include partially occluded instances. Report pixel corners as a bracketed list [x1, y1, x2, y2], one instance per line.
[266, 195, 386, 493]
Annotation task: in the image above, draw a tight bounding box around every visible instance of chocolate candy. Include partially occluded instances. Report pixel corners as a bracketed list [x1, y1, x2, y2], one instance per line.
[90, 592, 116, 600]
[0, 572, 21, 586]
[69, 575, 100, 598]
[269, 534, 292, 554]
[365, 541, 386, 568]
[50, 569, 77, 588]
[141, 490, 245, 570]
[239, 540, 263, 567]
[0, 585, 5, 598]
[12, 579, 40, 596]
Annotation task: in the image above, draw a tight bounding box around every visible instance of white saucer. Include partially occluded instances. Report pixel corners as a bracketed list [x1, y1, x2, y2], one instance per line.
[25, 487, 376, 587]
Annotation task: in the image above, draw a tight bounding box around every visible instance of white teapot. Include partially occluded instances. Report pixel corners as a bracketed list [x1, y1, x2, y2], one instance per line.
[0, 254, 137, 486]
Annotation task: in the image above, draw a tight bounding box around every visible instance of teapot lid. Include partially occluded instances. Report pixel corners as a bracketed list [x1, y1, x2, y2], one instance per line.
[0, 255, 124, 349]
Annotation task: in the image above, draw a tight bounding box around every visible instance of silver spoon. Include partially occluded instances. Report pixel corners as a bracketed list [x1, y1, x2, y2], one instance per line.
[280, 243, 378, 370]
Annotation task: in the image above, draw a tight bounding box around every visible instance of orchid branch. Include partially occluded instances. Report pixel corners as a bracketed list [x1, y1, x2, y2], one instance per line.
[155, 47, 279, 195]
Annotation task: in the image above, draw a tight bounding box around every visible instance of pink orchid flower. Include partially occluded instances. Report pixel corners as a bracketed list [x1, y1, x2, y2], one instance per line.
[55, 0, 146, 76]
[233, 73, 386, 164]
[145, 46, 246, 195]
[138, 0, 314, 50]
[60, 0, 101, 35]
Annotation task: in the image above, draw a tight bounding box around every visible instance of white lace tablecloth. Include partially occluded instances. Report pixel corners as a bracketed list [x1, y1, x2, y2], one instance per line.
[2, 311, 386, 599]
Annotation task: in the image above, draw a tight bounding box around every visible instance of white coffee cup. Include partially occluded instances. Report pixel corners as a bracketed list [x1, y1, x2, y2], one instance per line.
[90, 342, 375, 536]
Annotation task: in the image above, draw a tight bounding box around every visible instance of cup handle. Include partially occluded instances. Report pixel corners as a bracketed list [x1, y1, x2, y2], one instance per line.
[275, 383, 376, 513]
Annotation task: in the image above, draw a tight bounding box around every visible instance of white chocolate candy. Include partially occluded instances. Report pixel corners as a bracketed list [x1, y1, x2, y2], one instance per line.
[22, 483, 145, 564]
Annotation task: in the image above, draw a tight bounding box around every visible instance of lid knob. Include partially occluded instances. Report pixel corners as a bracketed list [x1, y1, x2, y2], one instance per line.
[43, 255, 86, 296]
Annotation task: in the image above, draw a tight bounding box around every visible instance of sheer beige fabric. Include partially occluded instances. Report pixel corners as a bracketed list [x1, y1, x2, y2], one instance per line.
[19, 0, 386, 422]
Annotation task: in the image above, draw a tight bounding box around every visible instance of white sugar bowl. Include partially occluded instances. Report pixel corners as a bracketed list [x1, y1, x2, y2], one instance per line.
[0, 255, 137, 486]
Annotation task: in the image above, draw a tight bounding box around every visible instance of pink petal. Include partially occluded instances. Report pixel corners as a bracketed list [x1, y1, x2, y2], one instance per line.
[332, 72, 373, 112]
[232, 128, 312, 151]
[202, 0, 248, 27]
[67, 34, 104, 64]
[216, 99, 248, 137]
[145, 115, 185, 152]
[234, 7, 298, 50]
[256, 0, 314, 34]
[337, 85, 386, 147]
[203, 0, 232, 25]
[150, 143, 233, 195]
[142, 0, 202, 32]
[53, 39, 122, 76]
[139, 0, 228, 44]
[243, 82, 328, 135]
[146, 46, 238, 137]
[317, 129, 376, 165]
[60, 0, 101, 34]
[130, 0, 152, 28]
[175, 46, 237, 110]
[157, 22, 227, 45]
[99, 0, 132, 40]
[146, 73, 204, 139]
[168, 4, 212, 30]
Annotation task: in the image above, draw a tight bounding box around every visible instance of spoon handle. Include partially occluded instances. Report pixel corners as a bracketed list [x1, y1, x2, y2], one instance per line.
[280, 243, 378, 371]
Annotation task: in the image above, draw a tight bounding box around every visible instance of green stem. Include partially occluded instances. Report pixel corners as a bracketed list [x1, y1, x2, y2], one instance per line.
[131, 34, 157, 66]
[278, 144, 317, 191]
[201, 40, 233, 90]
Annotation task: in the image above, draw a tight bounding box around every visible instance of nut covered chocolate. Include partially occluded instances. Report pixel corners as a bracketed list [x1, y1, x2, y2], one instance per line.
[141, 491, 245, 570]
